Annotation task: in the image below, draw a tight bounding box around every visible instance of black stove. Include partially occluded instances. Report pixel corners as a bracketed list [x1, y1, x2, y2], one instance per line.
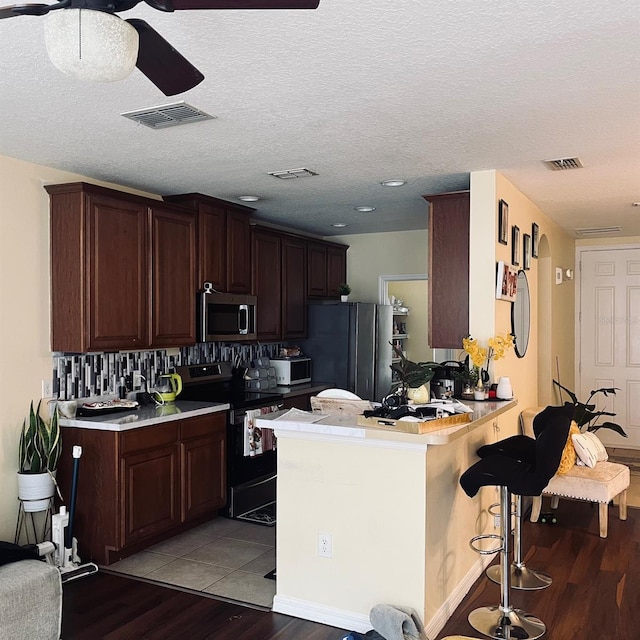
[176, 361, 283, 410]
[176, 361, 282, 524]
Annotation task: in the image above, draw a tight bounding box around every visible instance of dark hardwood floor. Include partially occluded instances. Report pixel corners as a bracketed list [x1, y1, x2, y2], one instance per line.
[62, 499, 639, 640]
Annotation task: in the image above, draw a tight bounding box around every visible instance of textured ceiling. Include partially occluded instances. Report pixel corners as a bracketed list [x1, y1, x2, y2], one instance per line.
[0, 1, 639, 237]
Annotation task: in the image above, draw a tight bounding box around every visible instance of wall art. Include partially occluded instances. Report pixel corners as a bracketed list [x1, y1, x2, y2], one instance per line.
[498, 199, 509, 245]
[496, 260, 518, 302]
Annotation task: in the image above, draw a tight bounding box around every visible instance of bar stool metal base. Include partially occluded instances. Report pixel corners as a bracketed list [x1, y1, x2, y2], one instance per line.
[468, 606, 546, 639]
[486, 564, 552, 591]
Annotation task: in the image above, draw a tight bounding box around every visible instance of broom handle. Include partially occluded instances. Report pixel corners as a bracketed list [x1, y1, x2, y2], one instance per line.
[65, 446, 82, 549]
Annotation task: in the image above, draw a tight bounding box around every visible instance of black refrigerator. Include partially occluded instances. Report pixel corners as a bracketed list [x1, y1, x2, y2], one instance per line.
[299, 301, 393, 402]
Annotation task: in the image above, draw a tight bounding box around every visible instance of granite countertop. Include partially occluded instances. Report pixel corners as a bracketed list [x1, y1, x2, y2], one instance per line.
[59, 400, 229, 432]
[256, 399, 518, 446]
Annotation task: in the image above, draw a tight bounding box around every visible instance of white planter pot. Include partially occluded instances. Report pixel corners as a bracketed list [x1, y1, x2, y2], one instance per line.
[340, 295, 349, 302]
[17, 471, 55, 512]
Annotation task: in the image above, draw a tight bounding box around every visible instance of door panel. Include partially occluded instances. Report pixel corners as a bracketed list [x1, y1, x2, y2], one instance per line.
[580, 247, 640, 448]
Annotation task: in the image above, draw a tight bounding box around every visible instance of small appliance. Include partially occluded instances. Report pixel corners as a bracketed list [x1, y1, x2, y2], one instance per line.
[270, 357, 312, 385]
[198, 286, 257, 342]
[154, 373, 182, 403]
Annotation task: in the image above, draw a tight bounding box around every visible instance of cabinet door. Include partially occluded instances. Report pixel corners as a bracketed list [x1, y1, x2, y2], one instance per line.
[198, 203, 226, 291]
[252, 229, 282, 340]
[150, 205, 197, 346]
[282, 237, 307, 339]
[181, 414, 226, 522]
[226, 211, 252, 293]
[307, 243, 328, 297]
[327, 244, 348, 298]
[87, 193, 149, 351]
[282, 393, 312, 411]
[425, 192, 470, 348]
[122, 444, 180, 545]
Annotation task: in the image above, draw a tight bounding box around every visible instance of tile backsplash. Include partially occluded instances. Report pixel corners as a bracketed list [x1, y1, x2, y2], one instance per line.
[53, 342, 283, 400]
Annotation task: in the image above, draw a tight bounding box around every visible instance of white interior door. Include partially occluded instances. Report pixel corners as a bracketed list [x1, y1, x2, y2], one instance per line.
[579, 247, 640, 449]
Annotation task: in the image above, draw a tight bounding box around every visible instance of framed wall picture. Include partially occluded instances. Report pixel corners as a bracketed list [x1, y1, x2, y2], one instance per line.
[498, 200, 509, 245]
[496, 260, 518, 301]
[511, 225, 520, 266]
[523, 233, 531, 270]
[532, 222, 539, 258]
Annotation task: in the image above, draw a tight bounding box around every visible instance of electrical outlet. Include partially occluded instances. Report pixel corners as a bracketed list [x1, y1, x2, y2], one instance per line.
[318, 533, 332, 558]
[494, 514, 500, 529]
[42, 380, 52, 398]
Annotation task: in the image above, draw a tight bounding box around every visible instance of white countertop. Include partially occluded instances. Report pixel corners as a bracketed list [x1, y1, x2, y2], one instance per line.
[59, 400, 229, 432]
[257, 399, 517, 446]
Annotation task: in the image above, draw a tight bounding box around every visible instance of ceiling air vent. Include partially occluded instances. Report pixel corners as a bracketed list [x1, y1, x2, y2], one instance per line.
[575, 226, 621, 236]
[543, 157, 584, 171]
[121, 102, 216, 129]
[268, 168, 318, 179]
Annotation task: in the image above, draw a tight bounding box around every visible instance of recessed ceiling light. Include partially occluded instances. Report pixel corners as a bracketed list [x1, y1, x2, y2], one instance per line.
[238, 195, 260, 202]
[381, 179, 406, 187]
[354, 206, 376, 212]
[332, 223, 347, 228]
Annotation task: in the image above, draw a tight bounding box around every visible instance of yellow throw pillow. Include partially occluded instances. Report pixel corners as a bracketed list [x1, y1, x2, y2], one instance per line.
[556, 420, 580, 475]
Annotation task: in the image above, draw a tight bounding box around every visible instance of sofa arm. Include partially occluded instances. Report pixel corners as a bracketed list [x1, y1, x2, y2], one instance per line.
[0, 559, 62, 640]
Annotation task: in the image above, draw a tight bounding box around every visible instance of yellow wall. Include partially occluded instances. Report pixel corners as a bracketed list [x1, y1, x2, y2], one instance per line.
[0, 154, 157, 541]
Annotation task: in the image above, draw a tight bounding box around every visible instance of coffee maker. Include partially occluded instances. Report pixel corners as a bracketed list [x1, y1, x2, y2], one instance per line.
[430, 361, 465, 399]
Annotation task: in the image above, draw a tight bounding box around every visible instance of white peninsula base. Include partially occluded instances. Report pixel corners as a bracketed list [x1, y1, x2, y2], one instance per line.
[257, 400, 518, 637]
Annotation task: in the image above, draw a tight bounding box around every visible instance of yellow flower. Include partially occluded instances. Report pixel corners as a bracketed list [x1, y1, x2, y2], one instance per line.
[463, 333, 514, 366]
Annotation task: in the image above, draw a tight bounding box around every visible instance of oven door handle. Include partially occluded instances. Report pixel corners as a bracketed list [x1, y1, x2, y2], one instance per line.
[238, 305, 249, 335]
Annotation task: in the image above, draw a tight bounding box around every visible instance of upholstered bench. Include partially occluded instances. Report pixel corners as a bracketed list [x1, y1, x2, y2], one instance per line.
[521, 406, 630, 539]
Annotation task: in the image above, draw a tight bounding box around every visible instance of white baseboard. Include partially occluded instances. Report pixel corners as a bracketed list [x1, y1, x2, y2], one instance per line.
[272, 595, 371, 633]
[273, 553, 494, 639]
[423, 554, 493, 639]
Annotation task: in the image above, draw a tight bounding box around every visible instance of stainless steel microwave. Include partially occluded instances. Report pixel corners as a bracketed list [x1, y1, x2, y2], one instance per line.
[198, 288, 257, 342]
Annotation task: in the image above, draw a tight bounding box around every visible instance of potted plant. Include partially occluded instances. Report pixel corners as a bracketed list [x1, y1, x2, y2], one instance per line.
[18, 400, 62, 512]
[390, 343, 439, 403]
[337, 283, 351, 302]
[553, 380, 627, 437]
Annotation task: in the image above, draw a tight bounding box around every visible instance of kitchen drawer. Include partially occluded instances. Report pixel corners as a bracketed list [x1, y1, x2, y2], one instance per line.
[120, 422, 179, 455]
[181, 412, 226, 440]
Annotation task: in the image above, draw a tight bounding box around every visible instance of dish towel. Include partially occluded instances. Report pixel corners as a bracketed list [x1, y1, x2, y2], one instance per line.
[369, 604, 426, 640]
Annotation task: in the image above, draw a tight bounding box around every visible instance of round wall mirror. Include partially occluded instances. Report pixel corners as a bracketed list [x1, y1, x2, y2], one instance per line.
[511, 270, 530, 358]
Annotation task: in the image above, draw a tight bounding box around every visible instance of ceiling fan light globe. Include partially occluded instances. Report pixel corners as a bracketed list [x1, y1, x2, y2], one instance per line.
[44, 9, 139, 83]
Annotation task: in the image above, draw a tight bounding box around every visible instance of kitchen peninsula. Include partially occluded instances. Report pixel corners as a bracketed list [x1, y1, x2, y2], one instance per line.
[256, 399, 517, 637]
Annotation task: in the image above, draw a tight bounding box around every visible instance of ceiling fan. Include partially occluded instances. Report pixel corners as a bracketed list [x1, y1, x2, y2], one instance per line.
[0, 1, 320, 95]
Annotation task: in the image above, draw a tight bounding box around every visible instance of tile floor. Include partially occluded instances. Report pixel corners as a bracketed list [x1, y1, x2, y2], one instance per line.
[104, 517, 276, 608]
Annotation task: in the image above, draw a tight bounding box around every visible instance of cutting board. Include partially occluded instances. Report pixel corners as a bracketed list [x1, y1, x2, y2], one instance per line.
[357, 411, 472, 434]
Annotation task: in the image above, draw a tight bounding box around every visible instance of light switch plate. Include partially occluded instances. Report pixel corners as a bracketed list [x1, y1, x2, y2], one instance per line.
[555, 268, 563, 284]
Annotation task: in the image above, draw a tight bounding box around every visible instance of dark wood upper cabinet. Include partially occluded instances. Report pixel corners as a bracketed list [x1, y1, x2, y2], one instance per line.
[47, 183, 195, 353]
[307, 241, 347, 298]
[423, 191, 470, 349]
[150, 205, 197, 347]
[252, 228, 282, 341]
[307, 243, 328, 297]
[282, 236, 307, 339]
[163, 193, 254, 294]
[326, 243, 348, 297]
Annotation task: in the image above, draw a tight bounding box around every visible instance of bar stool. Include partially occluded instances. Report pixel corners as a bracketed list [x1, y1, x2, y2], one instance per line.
[460, 404, 573, 640]
[477, 434, 551, 591]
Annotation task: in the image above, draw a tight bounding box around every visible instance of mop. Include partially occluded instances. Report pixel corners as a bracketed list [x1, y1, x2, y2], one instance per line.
[39, 445, 99, 582]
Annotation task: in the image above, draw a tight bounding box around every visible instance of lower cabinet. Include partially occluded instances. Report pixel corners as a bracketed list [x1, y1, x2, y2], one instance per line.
[58, 412, 227, 565]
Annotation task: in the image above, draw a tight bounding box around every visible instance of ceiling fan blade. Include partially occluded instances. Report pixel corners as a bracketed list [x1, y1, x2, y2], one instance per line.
[166, 1, 319, 9]
[0, 3, 51, 18]
[127, 19, 204, 96]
